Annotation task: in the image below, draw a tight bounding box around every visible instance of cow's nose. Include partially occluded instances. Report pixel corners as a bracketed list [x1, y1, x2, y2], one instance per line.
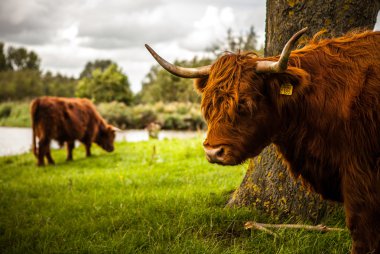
[203, 146, 225, 163]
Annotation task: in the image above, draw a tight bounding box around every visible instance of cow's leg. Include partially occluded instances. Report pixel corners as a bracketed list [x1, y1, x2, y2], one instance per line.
[345, 205, 380, 254]
[85, 143, 91, 157]
[37, 138, 50, 166]
[80, 133, 93, 157]
[46, 150, 55, 165]
[343, 171, 380, 254]
[66, 141, 75, 161]
[37, 143, 45, 166]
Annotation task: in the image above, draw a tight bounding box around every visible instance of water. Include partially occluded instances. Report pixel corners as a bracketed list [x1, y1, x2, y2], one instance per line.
[0, 127, 203, 156]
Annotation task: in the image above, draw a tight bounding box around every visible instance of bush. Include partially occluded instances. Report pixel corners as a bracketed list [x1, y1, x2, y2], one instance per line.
[96, 102, 130, 128]
[0, 104, 12, 118]
[97, 102, 204, 130]
[0, 101, 31, 127]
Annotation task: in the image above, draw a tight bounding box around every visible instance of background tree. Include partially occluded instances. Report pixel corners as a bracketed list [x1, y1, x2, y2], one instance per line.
[76, 63, 133, 105]
[6, 46, 40, 71]
[227, 0, 380, 222]
[137, 57, 212, 104]
[0, 43, 7, 71]
[0, 70, 43, 101]
[79, 59, 115, 79]
[0, 70, 77, 102]
[42, 71, 77, 98]
[0, 43, 40, 101]
[0, 42, 78, 101]
[207, 25, 261, 56]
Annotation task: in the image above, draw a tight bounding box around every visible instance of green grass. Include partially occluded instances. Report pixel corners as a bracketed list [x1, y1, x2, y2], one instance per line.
[0, 138, 351, 253]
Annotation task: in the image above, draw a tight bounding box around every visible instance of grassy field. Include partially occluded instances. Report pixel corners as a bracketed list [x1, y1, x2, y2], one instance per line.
[0, 137, 351, 253]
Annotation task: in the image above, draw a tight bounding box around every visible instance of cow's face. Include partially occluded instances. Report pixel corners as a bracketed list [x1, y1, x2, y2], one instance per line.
[96, 125, 116, 152]
[144, 28, 308, 165]
[195, 55, 280, 165]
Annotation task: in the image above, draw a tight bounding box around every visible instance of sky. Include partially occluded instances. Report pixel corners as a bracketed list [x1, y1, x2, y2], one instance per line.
[0, 0, 379, 93]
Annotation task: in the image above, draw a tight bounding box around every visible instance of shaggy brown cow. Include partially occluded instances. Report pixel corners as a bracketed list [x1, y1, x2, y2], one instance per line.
[146, 28, 380, 253]
[31, 96, 117, 166]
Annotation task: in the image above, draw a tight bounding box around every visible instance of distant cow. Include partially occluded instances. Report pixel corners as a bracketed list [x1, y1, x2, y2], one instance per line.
[31, 96, 117, 166]
[146, 29, 380, 253]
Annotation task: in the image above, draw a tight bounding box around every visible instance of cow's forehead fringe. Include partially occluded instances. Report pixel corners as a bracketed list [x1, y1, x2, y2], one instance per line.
[201, 52, 259, 124]
[199, 30, 378, 125]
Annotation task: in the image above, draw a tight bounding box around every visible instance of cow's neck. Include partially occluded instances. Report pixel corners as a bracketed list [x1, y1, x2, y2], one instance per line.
[267, 69, 345, 201]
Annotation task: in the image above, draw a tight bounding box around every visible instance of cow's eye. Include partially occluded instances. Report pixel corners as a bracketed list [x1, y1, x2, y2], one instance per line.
[237, 104, 249, 115]
[238, 100, 255, 116]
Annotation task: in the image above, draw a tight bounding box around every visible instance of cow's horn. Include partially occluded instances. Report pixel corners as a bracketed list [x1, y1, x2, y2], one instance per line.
[255, 27, 308, 73]
[111, 126, 122, 132]
[145, 44, 211, 78]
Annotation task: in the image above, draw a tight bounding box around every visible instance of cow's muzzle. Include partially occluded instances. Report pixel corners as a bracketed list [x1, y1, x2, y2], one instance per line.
[106, 146, 114, 152]
[203, 145, 226, 164]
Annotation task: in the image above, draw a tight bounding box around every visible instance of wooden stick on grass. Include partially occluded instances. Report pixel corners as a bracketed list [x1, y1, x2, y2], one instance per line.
[248, 222, 279, 237]
[244, 221, 345, 236]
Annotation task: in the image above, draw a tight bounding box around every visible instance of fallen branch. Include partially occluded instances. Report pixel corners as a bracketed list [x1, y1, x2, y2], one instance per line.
[249, 222, 279, 237]
[244, 221, 345, 235]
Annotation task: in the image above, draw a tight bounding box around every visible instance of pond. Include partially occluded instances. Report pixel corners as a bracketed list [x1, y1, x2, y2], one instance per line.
[0, 127, 204, 156]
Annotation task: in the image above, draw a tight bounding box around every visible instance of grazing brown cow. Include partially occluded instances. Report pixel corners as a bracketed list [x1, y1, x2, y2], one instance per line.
[30, 96, 117, 166]
[146, 28, 380, 253]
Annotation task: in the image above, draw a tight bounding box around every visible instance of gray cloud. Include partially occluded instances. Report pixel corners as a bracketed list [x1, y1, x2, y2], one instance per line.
[77, 3, 205, 49]
[0, 0, 299, 92]
[76, 1, 266, 51]
[0, 0, 81, 44]
[0, 0, 266, 49]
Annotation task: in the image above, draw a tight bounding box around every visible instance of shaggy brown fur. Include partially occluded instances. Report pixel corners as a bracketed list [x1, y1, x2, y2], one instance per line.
[195, 31, 380, 253]
[30, 96, 116, 166]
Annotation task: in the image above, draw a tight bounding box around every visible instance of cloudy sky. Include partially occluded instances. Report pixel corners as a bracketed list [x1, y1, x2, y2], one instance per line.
[0, 0, 379, 93]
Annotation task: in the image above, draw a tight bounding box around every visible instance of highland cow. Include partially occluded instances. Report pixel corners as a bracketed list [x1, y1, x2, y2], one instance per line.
[31, 96, 117, 166]
[146, 28, 380, 253]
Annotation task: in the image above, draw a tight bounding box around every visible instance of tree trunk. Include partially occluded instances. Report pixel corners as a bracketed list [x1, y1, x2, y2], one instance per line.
[227, 0, 380, 222]
[265, 0, 380, 56]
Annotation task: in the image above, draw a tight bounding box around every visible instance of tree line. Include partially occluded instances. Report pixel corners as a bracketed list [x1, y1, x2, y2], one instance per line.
[0, 26, 260, 104]
[0, 42, 77, 101]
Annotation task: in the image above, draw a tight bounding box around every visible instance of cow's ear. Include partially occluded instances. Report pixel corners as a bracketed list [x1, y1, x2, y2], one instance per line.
[194, 77, 208, 94]
[270, 67, 311, 98]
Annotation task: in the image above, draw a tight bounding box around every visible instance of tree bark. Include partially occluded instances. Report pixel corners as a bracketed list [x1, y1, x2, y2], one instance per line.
[227, 0, 380, 222]
[265, 0, 380, 56]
